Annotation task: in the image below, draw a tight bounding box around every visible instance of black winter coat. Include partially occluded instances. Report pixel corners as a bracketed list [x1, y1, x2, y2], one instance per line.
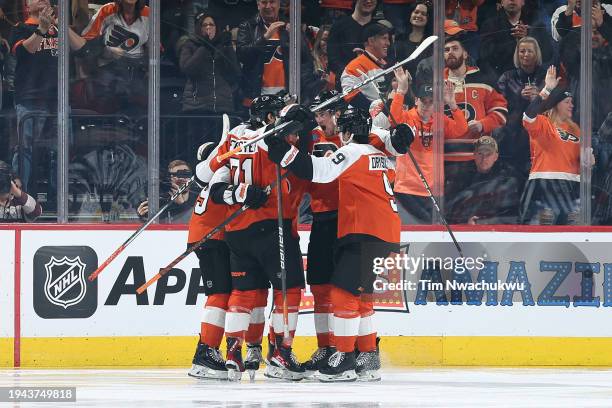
[178, 32, 240, 113]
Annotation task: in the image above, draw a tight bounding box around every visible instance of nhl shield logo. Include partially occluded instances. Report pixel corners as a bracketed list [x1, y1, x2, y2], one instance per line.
[44, 256, 87, 309]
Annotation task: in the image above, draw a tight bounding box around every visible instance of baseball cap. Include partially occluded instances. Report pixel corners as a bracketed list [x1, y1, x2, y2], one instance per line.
[444, 19, 464, 36]
[474, 136, 498, 153]
[362, 22, 391, 43]
[415, 84, 433, 98]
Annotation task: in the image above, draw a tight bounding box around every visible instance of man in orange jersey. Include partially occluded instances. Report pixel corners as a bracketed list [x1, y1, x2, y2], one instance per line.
[302, 90, 346, 374]
[187, 141, 233, 380]
[390, 67, 468, 223]
[266, 106, 414, 382]
[341, 21, 391, 111]
[442, 36, 508, 199]
[207, 98, 311, 381]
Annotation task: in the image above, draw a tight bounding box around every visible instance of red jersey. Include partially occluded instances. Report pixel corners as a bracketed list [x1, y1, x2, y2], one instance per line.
[445, 0, 484, 32]
[523, 114, 581, 181]
[307, 126, 342, 214]
[390, 94, 469, 196]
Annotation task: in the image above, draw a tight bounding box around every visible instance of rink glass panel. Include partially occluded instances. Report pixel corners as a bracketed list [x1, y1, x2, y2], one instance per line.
[0, 0, 603, 226]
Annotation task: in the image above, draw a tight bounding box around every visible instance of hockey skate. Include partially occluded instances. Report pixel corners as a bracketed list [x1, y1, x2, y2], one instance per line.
[355, 347, 381, 381]
[268, 337, 307, 381]
[303, 346, 336, 375]
[188, 342, 228, 380]
[244, 343, 263, 381]
[263, 338, 284, 380]
[317, 351, 358, 382]
[225, 337, 245, 381]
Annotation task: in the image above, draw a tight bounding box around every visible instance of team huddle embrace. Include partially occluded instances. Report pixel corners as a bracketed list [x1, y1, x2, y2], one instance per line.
[186, 89, 415, 383]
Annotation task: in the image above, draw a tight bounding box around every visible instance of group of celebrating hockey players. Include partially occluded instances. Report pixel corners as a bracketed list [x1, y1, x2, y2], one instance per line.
[184, 87, 415, 383]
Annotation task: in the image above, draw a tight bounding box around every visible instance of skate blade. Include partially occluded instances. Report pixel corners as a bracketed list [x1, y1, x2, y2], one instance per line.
[226, 367, 243, 382]
[263, 364, 284, 380]
[357, 370, 381, 382]
[247, 369, 257, 381]
[187, 364, 228, 380]
[317, 370, 358, 383]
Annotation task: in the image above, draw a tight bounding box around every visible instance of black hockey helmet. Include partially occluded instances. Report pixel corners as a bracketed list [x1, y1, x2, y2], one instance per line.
[310, 89, 346, 113]
[250, 94, 286, 125]
[337, 107, 372, 144]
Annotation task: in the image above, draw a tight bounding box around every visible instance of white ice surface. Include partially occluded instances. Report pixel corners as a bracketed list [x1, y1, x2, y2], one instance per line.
[2, 368, 612, 407]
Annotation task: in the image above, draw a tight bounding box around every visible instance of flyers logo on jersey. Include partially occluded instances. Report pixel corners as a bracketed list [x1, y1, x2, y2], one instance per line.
[445, 102, 476, 122]
[369, 155, 388, 171]
[557, 128, 579, 143]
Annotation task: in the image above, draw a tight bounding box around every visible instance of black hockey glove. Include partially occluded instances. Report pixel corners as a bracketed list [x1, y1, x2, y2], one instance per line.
[233, 183, 269, 209]
[391, 124, 415, 154]
[265, 133, 292, 165]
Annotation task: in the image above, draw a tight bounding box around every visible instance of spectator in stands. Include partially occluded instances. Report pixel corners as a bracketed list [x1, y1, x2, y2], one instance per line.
[0, 160, 42, 222]
[559, 7, 612, 131]
[319, 0, 353, 25]
[445, 0, 484, 59]
[341, 21, 391, 111]
[207, 0, 258, 30]
[390, 0, 432, 78]
[383, 0, 415, 36]
[552, 0, 612, 41]
[137, 160, 196, 224]
[312, 24, 336, 91]
[496, 37, 547, 175]
[446, 136, 521, 224]
[327, 0, 377, 87]
[70, 0, 149, 116]
[592, 112, 612, 224]
[178, 10, 240, 145]
[236, 0, 321, 106]
[10, 0, 59, 190]
[442, 35, 508, 201]
[390, 69, 468, 224]
[479, 0, 552, 79]
[519, 65, 592, 225]
[414, 19, 465, 91]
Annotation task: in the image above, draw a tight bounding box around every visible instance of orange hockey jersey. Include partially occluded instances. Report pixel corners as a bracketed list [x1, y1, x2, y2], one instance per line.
[523, 114, 581, 181]
[208, 124, 306, 232]
[390, 94, 469, 196]
[308, 143, 400, 244]
[444, 66, 508, 161]
[341, 51, 386, 105]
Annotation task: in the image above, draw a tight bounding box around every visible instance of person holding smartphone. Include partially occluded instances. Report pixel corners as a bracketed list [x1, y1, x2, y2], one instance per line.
[0, 160, 42, 222]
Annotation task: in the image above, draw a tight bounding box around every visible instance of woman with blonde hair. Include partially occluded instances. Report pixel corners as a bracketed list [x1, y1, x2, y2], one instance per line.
[497, 36, 548, 175]
[520, 65, 591, 225]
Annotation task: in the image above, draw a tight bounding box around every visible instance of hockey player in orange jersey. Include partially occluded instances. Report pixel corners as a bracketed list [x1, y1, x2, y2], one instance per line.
[302, 90, 346, 373]
[208, 95, 311, 381]
[266, 105, 415, 382]
[187, 140, 232, 380]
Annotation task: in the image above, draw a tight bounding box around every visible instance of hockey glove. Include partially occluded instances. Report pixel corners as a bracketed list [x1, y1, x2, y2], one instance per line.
[265, 133, 292, 165]
[391, 124, 415, 154]
[233, 183, 268, 209]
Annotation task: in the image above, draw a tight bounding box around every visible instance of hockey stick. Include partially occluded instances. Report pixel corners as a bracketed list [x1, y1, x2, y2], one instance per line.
[89, 114, 232, 282]
[216, 36, 438, 162]
[360, 69, 465, 259]
[274, 164, 290, 342]
[136, 172, 290, 295]
[88, 177, 195, 281]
